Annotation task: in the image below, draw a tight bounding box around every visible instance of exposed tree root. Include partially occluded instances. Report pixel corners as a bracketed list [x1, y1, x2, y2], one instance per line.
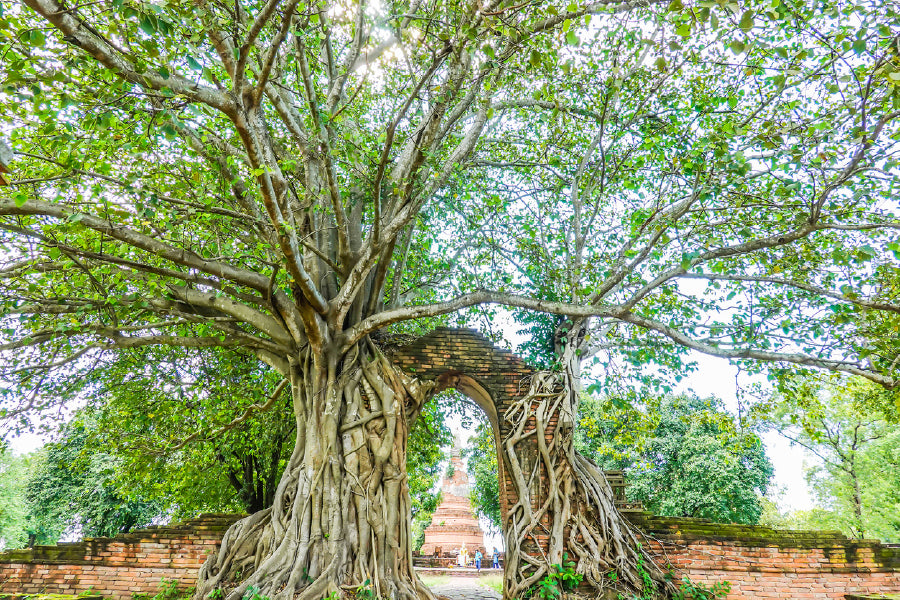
[193, 343, 436, 600]
[501, 371, 676, 600]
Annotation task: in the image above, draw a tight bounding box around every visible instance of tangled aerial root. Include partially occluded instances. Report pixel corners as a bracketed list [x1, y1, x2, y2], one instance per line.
[193, 344, 435, 600]
[501, 371, 675, 600]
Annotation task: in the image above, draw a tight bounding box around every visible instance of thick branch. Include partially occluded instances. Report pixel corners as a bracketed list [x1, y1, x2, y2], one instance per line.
[22, 0, 233, 114]
[0, 198, 271, 292]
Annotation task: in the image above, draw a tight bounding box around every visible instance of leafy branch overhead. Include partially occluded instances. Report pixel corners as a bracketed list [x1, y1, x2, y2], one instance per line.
[1, 0, 897, 409]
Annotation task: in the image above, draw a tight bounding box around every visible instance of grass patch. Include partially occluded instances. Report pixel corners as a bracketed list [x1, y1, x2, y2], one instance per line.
[478, 573, 503, 594]
[418, 575, 451, 588]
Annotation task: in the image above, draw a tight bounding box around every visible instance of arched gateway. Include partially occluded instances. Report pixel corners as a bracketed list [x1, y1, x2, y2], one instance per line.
[389, 327, 536, 535]
[388, 327, 651, 600]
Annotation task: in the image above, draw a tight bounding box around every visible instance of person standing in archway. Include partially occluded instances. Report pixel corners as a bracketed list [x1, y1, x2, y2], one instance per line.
[475, 549, 483, 572]
[492, 547, 500, 569]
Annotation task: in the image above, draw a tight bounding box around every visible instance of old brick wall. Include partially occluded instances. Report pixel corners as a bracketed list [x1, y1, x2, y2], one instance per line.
[0, 514, 240, 598]
[3, 512, 900, 599]
[631, 514, 900, 599]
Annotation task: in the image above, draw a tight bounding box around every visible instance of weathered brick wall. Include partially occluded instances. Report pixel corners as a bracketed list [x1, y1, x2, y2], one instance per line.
[3, 512, 900, 599]
[0, 514, 240, 598]
[630, 514, 900, 599]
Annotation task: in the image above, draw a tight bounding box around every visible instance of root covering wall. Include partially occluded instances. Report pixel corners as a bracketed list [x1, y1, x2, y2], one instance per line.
[1, 512, 900, 599]
[0, 514, 240, 598]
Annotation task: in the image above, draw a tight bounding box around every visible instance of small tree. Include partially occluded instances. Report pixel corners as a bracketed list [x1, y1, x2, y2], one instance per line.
[762, 375, 900, 541]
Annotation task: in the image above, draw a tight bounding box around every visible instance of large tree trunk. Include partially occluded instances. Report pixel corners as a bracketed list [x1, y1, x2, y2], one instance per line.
[194, 342, 435, 600]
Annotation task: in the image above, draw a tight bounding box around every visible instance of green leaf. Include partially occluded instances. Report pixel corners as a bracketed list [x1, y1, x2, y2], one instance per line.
[739, 11, 754, 32]
[186, 55, 202, 71]
[729, 39, 746, 54]
[566, 31, 579, 46]
[139, 15, 156, 36]
[29, 29, 46, 47]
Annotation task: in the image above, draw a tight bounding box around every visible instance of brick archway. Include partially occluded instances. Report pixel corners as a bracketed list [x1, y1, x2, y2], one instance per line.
[389, 327, 538, 536]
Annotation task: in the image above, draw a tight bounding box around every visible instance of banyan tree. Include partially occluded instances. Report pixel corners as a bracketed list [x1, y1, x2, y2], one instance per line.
[2, 0, 899, 598]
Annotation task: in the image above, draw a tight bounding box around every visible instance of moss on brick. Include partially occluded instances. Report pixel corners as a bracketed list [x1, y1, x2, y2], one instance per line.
[875, 546, 900, 569]
[625, 513, 879, 550]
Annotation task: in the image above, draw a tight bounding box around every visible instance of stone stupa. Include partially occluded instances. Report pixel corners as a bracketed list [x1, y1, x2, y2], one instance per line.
[419, 438, 486, 557]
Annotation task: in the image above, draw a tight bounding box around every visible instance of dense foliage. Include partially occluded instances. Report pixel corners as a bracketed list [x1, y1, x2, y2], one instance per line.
[576, 394, 773, 524]
[0, 447, 32, 549]
[25, 418, 164, 539]
[80, 347, 296, 517]
[2, 0, 897, 426]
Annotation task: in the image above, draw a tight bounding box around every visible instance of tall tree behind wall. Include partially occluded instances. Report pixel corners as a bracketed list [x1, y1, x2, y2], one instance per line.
[0, 447, 31, 549]
[576, 394, 773, 525]
[761, 375, 900, 541]
[25, 418, 164, 540]
[466, 393, 774, 527]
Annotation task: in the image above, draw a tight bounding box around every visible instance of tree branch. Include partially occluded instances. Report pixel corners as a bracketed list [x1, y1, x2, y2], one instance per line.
[23, 0, 234, 114]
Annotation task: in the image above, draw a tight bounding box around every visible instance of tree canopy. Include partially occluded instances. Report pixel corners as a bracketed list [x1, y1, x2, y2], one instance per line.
[2, 0, 898, 417]
[576, 393, 773, 524]
[760, 374, 900, 541]
[0, 446, 32, 549]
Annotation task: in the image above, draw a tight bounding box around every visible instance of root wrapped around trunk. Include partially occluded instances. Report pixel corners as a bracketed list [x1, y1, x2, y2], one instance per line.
[193, 344, 435, 600]
[501, 371, 675, 600]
